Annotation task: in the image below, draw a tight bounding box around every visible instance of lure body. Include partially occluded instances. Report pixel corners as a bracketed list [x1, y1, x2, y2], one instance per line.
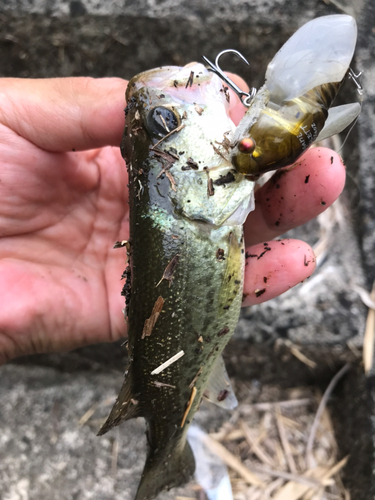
[98, 63, 254, 500]
[231, 15, 360, 176]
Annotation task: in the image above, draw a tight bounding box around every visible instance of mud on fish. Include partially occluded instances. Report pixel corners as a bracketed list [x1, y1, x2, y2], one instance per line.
[98, 14, 360, 500]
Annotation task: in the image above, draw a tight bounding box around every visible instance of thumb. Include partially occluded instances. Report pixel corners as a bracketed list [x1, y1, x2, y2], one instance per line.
[0, 77, 128, 152]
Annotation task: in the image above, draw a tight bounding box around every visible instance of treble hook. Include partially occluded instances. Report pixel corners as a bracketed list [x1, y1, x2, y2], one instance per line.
[202, 49, 257, 107]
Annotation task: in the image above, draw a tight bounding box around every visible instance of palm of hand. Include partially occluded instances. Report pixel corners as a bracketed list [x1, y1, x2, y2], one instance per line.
[0, 77, 345, 364]
[0, 135, 129, 361]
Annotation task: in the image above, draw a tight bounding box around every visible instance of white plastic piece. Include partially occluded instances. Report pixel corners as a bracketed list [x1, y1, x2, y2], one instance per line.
[187, 426, 234, 500]
[316, 102, 361, 142]
[224, 190, 255, 226]
[266, 15, 357, 103]
[203, 355, 238, 410]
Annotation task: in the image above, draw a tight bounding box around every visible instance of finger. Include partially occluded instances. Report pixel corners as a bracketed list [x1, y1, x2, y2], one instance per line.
[0, 73, 247, 153]
[244, 148, 346, 246]
[0, 77, 128, 152]
[242, 239, 316, 306]
[226, 72, 249, 125]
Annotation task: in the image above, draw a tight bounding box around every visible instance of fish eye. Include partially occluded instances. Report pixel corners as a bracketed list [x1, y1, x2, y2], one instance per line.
[238, 137, 256, 154]
[147, 107, 180, 137]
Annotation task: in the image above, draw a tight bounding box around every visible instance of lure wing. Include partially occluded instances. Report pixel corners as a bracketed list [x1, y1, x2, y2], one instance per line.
[316, 102, 361, 142]
[265, 15, 357, 104]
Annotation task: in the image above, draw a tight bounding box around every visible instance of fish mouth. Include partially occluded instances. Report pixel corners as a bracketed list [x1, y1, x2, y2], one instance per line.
[127, 62, 229, 108]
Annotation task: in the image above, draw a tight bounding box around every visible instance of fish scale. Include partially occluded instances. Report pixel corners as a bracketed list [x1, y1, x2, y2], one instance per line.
[98, 62, 251, 500]
[127, 219, 244, 499]
[98, 14, 361, 500]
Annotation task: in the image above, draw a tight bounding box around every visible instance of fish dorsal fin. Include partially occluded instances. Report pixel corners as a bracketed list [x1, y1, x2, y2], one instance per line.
[97, 369, 140, 436]
[316, 102, 361, 142]
[203, 355, 238, 410]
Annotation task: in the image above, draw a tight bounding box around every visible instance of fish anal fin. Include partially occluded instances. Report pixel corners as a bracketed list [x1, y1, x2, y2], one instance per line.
[97, 370, 140, 436]
[203, 355, 238, 410]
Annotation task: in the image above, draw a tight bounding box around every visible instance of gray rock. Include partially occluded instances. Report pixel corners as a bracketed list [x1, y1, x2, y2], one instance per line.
[356, 0, 375, 284]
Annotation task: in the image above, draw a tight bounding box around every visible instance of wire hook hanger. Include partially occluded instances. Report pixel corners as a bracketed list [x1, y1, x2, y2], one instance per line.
[348, 68, 364, 96]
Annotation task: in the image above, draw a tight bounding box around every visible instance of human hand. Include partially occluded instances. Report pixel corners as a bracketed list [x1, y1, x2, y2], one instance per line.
[0, 76, 345, 364]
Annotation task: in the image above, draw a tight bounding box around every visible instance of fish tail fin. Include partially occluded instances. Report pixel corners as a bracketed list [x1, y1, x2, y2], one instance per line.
[135, 423, 195, 500]
[97, 369, 140, 436]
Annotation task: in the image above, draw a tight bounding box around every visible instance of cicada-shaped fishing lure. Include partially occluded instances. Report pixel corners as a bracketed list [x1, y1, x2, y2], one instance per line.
[220, 15, 361, 176]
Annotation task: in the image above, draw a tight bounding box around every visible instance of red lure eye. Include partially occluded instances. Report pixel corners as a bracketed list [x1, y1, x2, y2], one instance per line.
[238, 137, 256, 154]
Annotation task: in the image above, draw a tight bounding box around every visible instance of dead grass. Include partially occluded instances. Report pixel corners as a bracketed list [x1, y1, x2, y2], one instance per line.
[183, 368, 350, 500]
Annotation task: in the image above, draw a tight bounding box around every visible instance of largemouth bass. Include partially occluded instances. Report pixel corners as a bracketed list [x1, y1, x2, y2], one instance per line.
[98, 63, 255, 499]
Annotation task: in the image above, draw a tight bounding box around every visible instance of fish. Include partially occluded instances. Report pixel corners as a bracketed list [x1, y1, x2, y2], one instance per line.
[98, 14, 361, 500]
[229, 14, 361, 177]
[97, 62, 255, 500]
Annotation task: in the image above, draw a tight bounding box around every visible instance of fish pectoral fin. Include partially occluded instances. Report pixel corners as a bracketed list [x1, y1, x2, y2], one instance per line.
[97, 370, 140, 436]
[316, 102, 361, 142]
[203, 355, 238, 410]
[135, 426, 195, 500]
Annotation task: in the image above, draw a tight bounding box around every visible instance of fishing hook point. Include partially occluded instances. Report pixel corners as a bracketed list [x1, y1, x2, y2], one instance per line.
[202, 49, 256, 107]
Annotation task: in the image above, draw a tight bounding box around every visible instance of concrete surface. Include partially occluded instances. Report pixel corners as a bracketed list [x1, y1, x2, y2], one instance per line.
[0, 0, 361, 20]
[0, 363, 194, 500]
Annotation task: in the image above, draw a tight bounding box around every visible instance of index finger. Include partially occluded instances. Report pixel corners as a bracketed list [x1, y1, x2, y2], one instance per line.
[0, 77, 128, 152]
[244, 148, 346, 245]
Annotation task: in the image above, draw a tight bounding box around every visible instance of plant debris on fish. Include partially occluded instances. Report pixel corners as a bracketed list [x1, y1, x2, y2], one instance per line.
[98, 61, 254, 500]
[98, 14, 360, 500]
